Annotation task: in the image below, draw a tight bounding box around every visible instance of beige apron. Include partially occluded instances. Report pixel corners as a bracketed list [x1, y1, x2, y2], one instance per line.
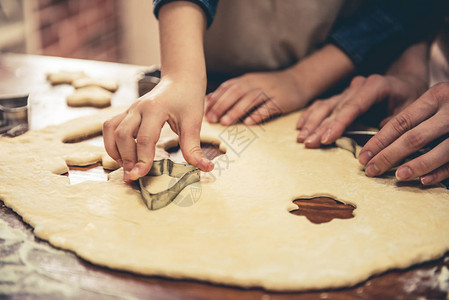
[204, 0, 361, 74]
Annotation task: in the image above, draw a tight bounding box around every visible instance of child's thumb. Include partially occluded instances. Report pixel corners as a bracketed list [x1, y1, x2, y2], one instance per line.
[179, 127, 214, 172]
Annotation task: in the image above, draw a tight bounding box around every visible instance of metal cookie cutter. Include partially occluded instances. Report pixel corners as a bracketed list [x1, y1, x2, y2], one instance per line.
[137, 69, 160, 97]
[337, 130, 379, 159]
[138, 159, 200, 210]
[0, 94, 30, 136]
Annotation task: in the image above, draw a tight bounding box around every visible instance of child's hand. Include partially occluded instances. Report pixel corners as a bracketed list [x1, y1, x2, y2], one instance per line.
[296, 74, 427, 148]
[205, 70, 310, 125]
[359, 82, 449, 185]
[103, 77, 214, 182]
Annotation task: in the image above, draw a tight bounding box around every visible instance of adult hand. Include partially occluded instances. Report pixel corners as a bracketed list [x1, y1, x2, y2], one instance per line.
[296, 74, 427, 148]
[359, 82, 449, 185]
[205, 70, 310, 126]
[103, 77, 214, 183]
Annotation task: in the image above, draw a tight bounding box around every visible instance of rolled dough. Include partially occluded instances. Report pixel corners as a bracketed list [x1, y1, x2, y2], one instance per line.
[1, 108, 449, 291]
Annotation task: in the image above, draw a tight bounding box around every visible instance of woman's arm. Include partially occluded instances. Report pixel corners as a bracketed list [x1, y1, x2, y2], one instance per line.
[205, 44, 355, 126]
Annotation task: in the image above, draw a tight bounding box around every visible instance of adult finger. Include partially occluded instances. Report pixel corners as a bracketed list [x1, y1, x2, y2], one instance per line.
[304, 117, 333, 148]
[420, 162, 449, 185]
[206, 78, 236, 111]
[296, 99, 335, 142]
[395, 137, 449, 182]
[296, 106, 313, 130]
[359, 90, 438, 166]
[178, 120, 214, 172]
[296, 96, 338, 130]
[114, 113, 141, 181]
[364, 113, 447, 177]
[206, 83, 248, 123]
[243, 100, 282, 125]
[127, 113, 167, 181]
[103, 112, 126, 165]
[379, 116, 392, 128]
[297, 76, 365, 142]
[320, 75, 390, 145]
[220, 88, 266, 125]
[348, 75, 367, 88]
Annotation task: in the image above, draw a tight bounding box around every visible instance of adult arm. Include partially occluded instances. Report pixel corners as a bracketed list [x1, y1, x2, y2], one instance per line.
[204, 0, 443, 126]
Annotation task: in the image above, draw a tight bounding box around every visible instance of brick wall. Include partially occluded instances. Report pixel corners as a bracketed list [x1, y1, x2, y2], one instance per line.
[35, 0, 122, 62]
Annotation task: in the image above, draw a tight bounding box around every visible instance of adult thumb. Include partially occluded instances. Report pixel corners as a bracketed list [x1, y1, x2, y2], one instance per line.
[178, 125, 214, 172]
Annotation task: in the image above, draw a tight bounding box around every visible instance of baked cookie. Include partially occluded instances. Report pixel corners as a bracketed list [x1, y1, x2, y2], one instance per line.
[72, 77, 119, 92]
[46, 71, 88, 85]
[66, 86, 113, 108]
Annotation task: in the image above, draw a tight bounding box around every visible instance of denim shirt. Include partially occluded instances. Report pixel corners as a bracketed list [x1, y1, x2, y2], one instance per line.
[328, 0, 440, 69]
[152, 0, 440, 69]
[153, 0, 218, 28]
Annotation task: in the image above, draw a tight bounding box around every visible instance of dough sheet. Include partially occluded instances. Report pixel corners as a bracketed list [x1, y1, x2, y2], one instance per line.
[1, 107, 448, 291]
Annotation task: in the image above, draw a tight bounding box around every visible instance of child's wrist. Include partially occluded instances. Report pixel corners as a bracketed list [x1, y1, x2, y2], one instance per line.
[161, 71, 207, 89]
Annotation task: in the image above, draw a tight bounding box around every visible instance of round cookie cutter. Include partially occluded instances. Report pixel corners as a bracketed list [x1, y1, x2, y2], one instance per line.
[137, 69, 160, 97]
[0, 94, 30, 136]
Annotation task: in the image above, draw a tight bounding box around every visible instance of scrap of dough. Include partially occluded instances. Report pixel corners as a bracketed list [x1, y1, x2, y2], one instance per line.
[66, 86, 112, 108]
[72, 77, 119, 92]
[141, 174, 176, 194]
[46, 71, 88, 85]
[1, 108, 449, 291]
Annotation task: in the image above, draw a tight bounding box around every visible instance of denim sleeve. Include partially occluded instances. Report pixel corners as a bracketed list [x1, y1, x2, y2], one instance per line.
[153, 0, 218, 28]
[329, 0, 441, 68]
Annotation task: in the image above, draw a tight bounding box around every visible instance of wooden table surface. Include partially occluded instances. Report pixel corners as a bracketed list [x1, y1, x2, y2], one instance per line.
[0, 53, 448, 300]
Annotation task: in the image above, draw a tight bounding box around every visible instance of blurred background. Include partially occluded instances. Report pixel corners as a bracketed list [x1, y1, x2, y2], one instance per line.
[0, 0, 161, 66]
[0, 0, 447, 83]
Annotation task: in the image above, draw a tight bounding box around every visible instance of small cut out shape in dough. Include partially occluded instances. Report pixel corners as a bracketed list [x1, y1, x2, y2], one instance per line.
[46, 71, 88, 85]
[72, 77, 119, 92]
[66, 86, 112, 108]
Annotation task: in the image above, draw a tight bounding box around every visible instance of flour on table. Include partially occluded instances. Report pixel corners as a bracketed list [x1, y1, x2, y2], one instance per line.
[0, 219, 138, 299]
[1, 108, 449, 291]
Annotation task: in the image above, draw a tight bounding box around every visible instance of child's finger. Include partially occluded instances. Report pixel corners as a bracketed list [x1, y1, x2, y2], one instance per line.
[179, 121, 214, 172]
[127, 114, 166, 181]
[103, 112, 127, 165]
[114, 113, 141, 181]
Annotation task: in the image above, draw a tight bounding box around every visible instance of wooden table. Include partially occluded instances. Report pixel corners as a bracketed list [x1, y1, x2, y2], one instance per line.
[0, 53, 448, 299]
